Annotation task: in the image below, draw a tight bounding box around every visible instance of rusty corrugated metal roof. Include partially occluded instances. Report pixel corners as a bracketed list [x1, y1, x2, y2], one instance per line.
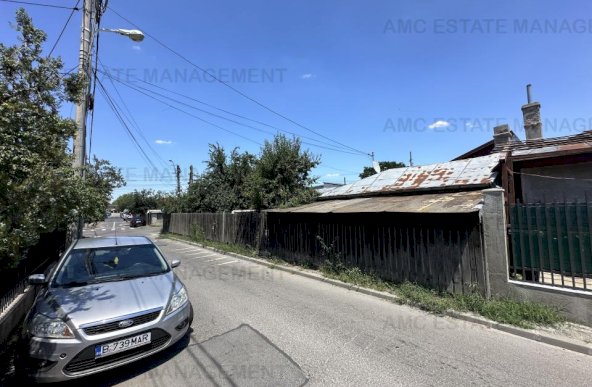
[496, 130, 592, 156]
[268, 191, 484, 214]
[320, 153, 501, 199]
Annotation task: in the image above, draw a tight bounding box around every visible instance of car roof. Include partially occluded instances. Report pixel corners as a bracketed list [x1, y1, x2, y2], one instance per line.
[72, 236, 153, 250]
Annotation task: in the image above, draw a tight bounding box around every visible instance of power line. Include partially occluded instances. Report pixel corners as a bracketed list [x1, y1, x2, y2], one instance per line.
[47, 0, 80, 57]
[97, 70, 265, 147]
[124, 82, 264, 147]
[107, 6, 370, 157]
[509, 170, 592, 182]
[0, 0, 79, 9]
[97, 83, 155, 169]
[96, 77, 159, 170]
[98, 69, 363, 156]
[97, 61, 170, 169]
[97, 69, 366, 178]
[100, 68, 366, 154]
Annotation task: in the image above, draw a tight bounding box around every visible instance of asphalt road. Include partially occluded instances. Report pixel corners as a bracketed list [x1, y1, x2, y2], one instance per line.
[63, 215, 592, 385]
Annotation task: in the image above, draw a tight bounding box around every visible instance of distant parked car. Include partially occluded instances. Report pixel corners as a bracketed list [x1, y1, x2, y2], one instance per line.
[17, 236, 193, 383]
[129, 215, 146, 228]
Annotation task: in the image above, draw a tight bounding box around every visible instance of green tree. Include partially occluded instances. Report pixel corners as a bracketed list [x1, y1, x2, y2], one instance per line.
[113, 189, 159, 215]
[249, 134, 320, 209]
[181, 135, 320, 213]
[185, 144, 255, 212]
[83, 156, 125, 222]
[0, 9, 123, 268]
[359, 161, 406, 179]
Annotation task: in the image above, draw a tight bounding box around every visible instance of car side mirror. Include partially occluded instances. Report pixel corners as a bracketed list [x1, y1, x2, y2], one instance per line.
[28, 274, 47, 285]
[170, 259, 181, 268]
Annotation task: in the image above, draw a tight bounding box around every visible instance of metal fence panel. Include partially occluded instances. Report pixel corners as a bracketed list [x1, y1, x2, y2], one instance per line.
[510, 202, 591, 290]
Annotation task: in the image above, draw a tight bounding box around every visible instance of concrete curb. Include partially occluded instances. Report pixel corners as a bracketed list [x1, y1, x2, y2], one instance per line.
[161, 235, 592, 357]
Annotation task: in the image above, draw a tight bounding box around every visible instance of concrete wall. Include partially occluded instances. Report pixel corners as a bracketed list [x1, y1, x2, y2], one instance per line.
[0, 286, 37, 345]
[481, 188, 592, 325]
[520, 162, 592, 203]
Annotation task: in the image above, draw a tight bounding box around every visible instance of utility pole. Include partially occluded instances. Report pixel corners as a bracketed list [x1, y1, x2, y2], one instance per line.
[72, 0, 93, 239]
[176, 165, 181, 196]
[188, 165, 194, 186]
[409, 151, 414, 167]
[73, 0, 94, 175]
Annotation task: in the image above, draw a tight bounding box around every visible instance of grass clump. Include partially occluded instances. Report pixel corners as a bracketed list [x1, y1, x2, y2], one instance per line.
[394, 282, 564, 328]
[474, 297, 564, 328]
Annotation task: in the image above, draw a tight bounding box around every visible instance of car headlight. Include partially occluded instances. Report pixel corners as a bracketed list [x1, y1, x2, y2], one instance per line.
[30, 314, 74, 339]
[166, 286, 188, 315]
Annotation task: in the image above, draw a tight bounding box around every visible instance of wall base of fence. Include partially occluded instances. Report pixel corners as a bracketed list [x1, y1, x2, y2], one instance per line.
[0, 286, 36, 345]
[501, 281, 592, 325]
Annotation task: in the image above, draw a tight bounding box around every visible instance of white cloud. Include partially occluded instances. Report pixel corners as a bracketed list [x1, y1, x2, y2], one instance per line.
[428, 120, 450, 129]
[325, 173, 340, 178]
[301, 73, 314, 80]
[132, 45, 141, 51]
[155, 139, 173, 145]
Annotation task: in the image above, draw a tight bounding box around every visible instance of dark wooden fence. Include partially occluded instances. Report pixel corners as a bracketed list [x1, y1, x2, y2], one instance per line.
[510, 201, 592, 291]
[265, 212, 484, 294]
[166, 212, 263, 249]
[165, 211, 485, 294]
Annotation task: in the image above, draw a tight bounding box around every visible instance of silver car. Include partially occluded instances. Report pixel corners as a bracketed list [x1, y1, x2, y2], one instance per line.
[18, 236, 193, 383]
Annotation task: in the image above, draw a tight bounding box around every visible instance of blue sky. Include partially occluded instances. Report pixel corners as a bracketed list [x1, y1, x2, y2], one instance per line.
[2, 0, 592, 199]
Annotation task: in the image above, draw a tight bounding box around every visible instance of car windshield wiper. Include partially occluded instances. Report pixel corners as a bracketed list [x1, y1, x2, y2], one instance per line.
[88, 271, 167, 283]
[118, 271, 165, 280]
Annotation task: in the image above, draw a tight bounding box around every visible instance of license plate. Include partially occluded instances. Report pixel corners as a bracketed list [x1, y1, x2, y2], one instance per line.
[95, 332, 151, 358]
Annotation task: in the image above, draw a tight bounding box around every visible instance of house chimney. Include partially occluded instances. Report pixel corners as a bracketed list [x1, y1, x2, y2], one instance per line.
[493, 124, 512, 149]
[521, 84, 542, 140]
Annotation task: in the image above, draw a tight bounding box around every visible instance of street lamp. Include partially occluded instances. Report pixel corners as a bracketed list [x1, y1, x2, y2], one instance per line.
[100, 28, 145, 42]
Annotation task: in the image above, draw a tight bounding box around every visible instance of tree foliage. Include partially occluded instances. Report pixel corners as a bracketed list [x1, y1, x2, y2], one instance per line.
[112, 189, 160, 215]
[123, 134, 321, 214]
[359, 161, 406, 179]
[0, 9, 123, 268]
[249, 134, 320, 209]
[184, 144, 256, 212]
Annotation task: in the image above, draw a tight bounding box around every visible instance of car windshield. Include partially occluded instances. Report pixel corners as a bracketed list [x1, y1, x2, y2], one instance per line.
[53, 244, 169, 287]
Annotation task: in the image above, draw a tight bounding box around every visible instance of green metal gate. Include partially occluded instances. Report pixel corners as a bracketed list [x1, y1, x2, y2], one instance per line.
[509, 202, 592, 289]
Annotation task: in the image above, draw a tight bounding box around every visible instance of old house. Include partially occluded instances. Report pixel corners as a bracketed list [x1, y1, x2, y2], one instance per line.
[266, 154, 501, 294]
